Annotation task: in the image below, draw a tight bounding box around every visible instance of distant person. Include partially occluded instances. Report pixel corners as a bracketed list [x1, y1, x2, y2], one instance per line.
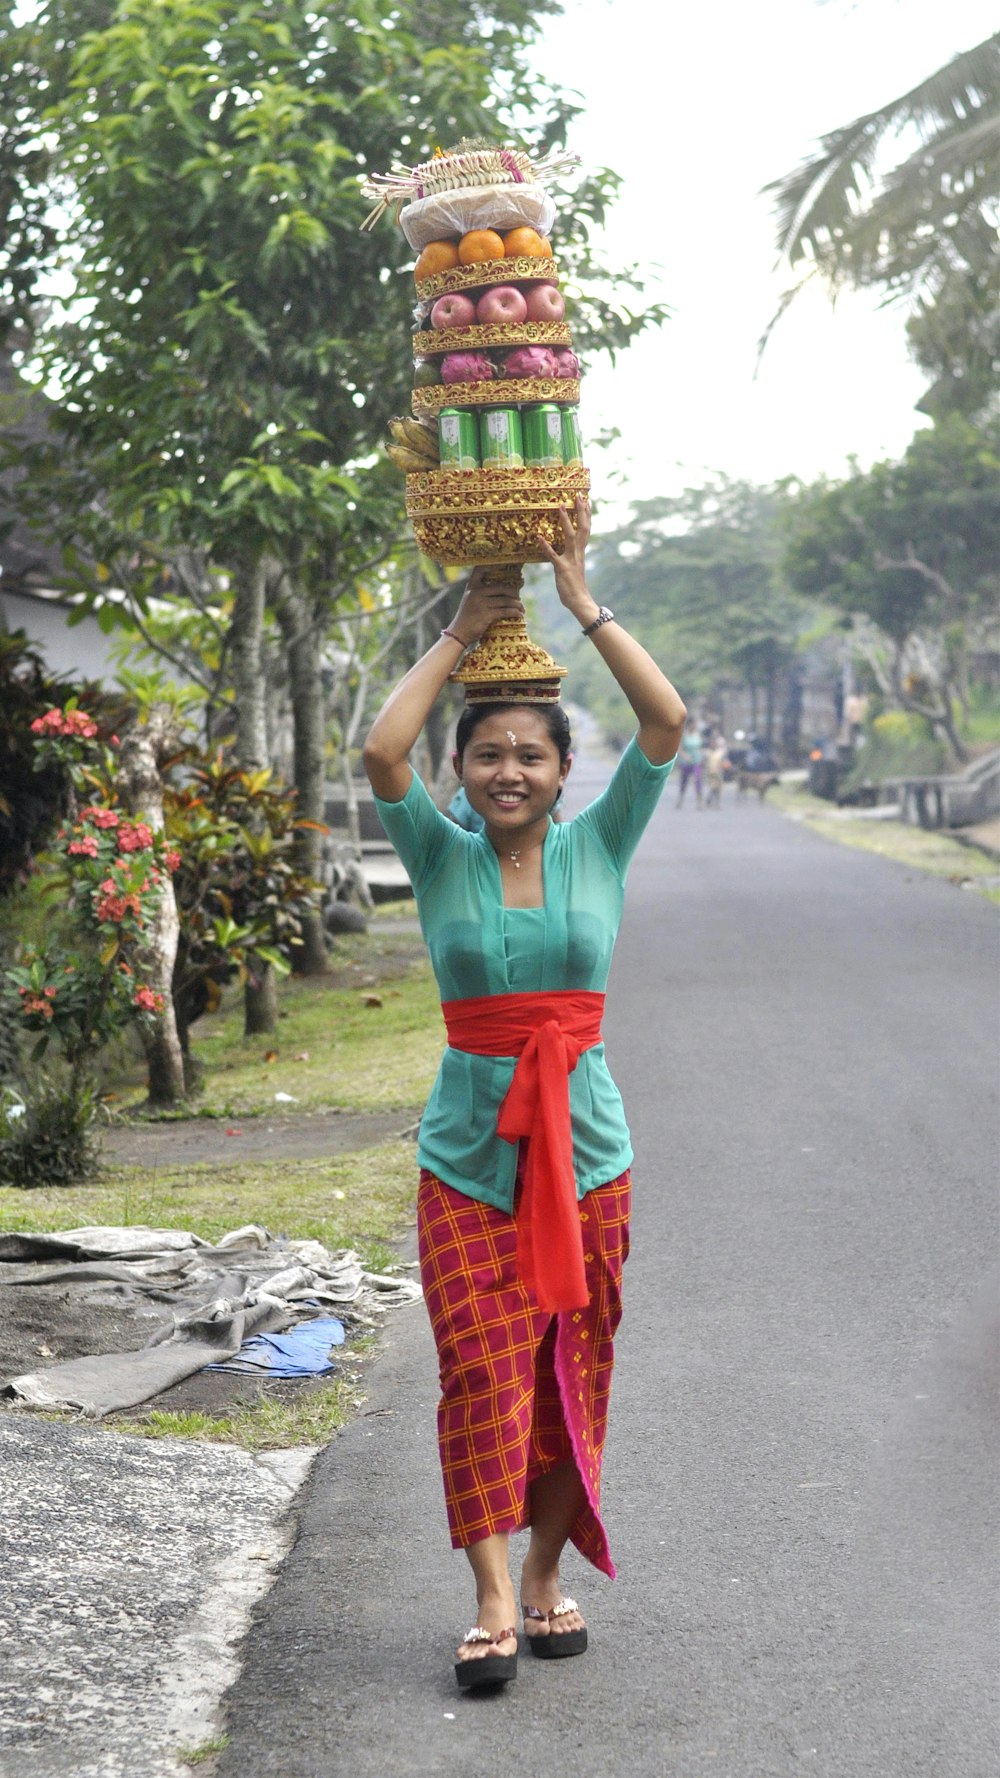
[675, 719, 704, 808]
[728, 729, 749, 772]
[843, 692, 868, 746]
[446, 784, 485, 832]
[744, 735, 777, 774]
[705, 733, 727, 808]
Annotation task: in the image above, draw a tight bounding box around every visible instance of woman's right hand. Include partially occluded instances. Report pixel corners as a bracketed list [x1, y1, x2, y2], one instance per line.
[449, 568, 525, 646]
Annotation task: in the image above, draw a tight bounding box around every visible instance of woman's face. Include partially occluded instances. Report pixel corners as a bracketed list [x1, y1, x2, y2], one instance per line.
[455, 709, 569, 834]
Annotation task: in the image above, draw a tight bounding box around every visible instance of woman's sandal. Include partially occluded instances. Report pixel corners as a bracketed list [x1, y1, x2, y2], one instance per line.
[454, 1625, 519, 1689]
[521, 1596, 588, 1659]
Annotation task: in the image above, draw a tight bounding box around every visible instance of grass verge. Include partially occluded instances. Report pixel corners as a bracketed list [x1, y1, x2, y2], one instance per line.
[0, 1139, 418, 1251]
[118, 931, 443, 1119]
[105, 1375, 363, 1451]
[768, 781, 1000, 903]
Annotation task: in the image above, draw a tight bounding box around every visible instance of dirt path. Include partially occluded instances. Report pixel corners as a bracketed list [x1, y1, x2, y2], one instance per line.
[98, 1106, 422, 1170]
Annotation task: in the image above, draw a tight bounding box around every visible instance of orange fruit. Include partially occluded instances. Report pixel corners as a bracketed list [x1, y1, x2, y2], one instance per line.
[414, 239, 460, 281]
[458, 229, 506, 265]
[537, 236, 553, 258]
[502, 226, 548, 258]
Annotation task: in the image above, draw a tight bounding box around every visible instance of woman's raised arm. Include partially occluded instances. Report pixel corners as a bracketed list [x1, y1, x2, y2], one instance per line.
[537, 498, 687, 766]
[362, 572, 527, 802]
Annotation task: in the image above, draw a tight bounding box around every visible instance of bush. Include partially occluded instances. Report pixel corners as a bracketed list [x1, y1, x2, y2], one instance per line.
[0, 1076, 101, 1188]
[842, 709, 947, 789]
[0, 631, 126, 896]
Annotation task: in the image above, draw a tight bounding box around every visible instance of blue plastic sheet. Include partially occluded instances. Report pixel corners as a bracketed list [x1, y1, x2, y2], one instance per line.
[208, 1316, 346, 1378]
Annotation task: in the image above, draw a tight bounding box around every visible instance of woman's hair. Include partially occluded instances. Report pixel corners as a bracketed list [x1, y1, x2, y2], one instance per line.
[454, 700, 573, 766]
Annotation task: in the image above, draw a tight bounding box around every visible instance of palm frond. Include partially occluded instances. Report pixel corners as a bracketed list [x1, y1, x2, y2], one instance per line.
[766, 34, 1000, 266]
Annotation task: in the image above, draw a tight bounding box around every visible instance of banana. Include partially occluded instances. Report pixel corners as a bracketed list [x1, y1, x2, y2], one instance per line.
[399, 415, 440, 460]
[386, 443, 434, 474]
[389, 415, 439, 460]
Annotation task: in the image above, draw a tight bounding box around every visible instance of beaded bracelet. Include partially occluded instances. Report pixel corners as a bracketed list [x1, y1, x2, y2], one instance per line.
[440, 627, 468, 647]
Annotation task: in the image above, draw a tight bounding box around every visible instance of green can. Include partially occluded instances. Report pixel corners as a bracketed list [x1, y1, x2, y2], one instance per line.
[480, 407, 524, 469]
[522, 403, 564, 468]
[560, 405, 584, 469]
[438, 407, 479, 471]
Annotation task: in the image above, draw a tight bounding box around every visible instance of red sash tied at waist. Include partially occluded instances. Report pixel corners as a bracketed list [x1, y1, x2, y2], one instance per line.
[441, 990, 606, 1313]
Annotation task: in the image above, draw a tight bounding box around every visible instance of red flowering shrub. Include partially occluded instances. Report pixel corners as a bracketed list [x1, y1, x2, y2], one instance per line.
[3, 713, 170, 1118]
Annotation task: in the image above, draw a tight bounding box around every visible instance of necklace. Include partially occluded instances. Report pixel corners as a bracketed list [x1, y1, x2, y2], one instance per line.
[509, 848, 522, 870]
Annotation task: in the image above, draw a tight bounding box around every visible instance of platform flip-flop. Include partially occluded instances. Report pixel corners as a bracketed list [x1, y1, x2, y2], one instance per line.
[521, 1596, 588, 1659]
[454, 1625, 518, 1689]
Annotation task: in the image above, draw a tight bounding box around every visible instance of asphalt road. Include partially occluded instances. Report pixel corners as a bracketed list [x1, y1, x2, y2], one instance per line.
[217, 764, 999, 1778]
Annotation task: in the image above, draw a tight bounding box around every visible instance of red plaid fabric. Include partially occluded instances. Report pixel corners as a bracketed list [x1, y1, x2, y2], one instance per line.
[417, 1167, 631, 1579]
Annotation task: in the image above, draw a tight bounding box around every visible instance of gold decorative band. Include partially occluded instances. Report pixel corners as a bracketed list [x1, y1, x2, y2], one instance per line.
[406, 464, 589, 513]
[415, 256, 559, 301]
[413, 320, 572, 356]
[412, 377, 580, 417]
[406, 466, 589, 566]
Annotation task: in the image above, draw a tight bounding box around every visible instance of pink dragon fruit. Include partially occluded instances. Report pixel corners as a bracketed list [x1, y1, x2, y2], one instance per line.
[440, 351, 495, 384]
[500, 345, 559, 379]
[551, 348, 580, 378]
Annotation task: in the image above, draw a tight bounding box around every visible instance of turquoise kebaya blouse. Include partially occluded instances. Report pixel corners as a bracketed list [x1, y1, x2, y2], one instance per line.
[374, 736, 673, 1214]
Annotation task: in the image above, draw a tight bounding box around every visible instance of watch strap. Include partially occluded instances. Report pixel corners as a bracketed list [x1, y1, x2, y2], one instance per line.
[582, 606, 615, 637]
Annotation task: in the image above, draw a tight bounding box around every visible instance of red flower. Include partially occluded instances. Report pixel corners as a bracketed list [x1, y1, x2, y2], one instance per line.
[61, 710, 99, 739]
[68, 836, 100, 857]
[80, 807, 120, 829]
[95, 879, 142, 923]
[117, 822, 154, 853]
[132, 985, 165, 1013]
[31, 708, 66, 735]
[165, 849, 181, 873]
[20, 994, 54, 1020]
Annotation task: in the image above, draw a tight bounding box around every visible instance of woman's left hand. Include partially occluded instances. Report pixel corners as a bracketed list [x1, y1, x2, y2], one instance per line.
[537, 497, 599, 627]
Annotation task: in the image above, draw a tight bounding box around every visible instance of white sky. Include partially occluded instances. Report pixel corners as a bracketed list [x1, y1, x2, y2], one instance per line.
[529, 0, 998, 515]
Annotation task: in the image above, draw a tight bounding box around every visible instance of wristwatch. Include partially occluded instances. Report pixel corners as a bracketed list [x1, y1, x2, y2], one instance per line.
[581, 606, 615, 637]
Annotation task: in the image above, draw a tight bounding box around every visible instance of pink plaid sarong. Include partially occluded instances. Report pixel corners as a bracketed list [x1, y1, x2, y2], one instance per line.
[417, 1167, 631, 1579]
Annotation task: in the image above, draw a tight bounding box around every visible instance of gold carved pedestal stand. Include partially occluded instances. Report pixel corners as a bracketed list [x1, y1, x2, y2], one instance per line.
[447, 565, 567, 704]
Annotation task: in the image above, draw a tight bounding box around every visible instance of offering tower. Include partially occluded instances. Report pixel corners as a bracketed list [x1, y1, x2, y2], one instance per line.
[362, 141, 589, 694]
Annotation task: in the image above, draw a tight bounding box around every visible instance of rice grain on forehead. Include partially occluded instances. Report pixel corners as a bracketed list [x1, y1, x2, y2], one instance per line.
[455, 700, 572, 765]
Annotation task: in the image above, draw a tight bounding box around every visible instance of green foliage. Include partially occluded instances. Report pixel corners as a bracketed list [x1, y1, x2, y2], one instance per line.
[783, 416, 1000, 640]
[554, 476, 826, 740]
[1, 0, 667, 619]
[164, 752, 318, 1044]
[842, 710, 947, 789]
[0, 1076, 101, 1188]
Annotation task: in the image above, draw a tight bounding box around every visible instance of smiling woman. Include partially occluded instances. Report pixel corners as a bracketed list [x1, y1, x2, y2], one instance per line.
[361, 500, 686, 1693]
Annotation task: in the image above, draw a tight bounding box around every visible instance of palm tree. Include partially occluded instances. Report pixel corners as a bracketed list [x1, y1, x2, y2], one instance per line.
[762, 36, 1000, 414]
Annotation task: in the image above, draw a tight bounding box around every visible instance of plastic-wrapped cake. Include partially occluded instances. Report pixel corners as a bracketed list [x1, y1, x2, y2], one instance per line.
[362, 141, 590, 572]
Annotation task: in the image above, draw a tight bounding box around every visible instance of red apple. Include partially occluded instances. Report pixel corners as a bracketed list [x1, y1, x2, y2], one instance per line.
[430, 292, 476, 331]
[523, 282, 565, 323]
[475, 285, 529, 326]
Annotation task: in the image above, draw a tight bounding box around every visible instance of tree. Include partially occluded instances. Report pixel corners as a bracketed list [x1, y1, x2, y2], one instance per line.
[1, 0, 667, 969]
[782, 417, 1000, 761]
[559, 477, 819, 748]
[765, 35, 1000, 418]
